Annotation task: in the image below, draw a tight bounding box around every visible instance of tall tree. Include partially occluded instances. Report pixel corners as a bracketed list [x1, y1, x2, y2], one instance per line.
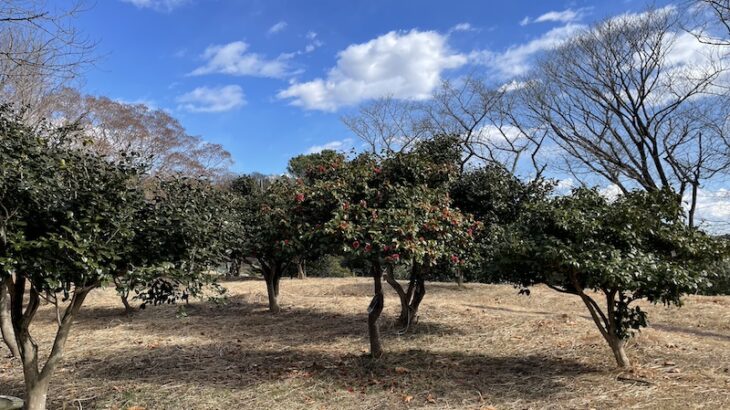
[47, 88, 233, 179]
[523, 7, 730, 227]
[0, 1, 94, 124]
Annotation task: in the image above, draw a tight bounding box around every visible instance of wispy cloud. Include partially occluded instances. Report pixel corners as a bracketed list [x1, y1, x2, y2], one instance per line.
[268, 21, 288, 35]
[121, 0, 190, 12]
[470, 23, 585, 79]
[520, 8, 587, 26]
[190, 41, 293, 78]
[176, 85, 245, 113]
[306, 138, 353, 154]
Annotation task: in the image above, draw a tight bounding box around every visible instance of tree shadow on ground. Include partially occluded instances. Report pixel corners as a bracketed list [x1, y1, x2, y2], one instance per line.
[35, 293, 462, 346]
[3, 345, 599, 409]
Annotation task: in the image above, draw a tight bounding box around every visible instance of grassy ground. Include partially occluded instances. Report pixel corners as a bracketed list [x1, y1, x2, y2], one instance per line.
[1, 277, 729, 409]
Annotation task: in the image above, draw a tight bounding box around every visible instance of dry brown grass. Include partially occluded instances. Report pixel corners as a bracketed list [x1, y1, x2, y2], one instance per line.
[1, 277, 729, 409]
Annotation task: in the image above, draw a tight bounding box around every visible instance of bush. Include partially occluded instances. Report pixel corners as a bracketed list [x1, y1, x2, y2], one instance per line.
[306, 254, 354, 278]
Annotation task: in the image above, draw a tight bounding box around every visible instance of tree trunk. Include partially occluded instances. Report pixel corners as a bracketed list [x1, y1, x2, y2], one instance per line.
[367, 263, 384, 358]
[0, 277, 19, 357]
[384, 267, 411, 327]
[120, 293, 134, 316]
[10, 280, 91, 410]
[606, 334, 631, 368]
[409, 275, 426, 324]
[297, 259, 306, 279]
[263, 265, 281, 313]
[456, 271, 464, 288]
[23, 376, 51, 410]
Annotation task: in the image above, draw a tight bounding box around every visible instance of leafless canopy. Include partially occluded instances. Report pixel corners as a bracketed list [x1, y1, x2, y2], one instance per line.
[688, 0, 730, 44]
[48, 88, 233, 179]
[342, 76, 546, 175]
[524, 7, 730, 226]
[0, 1, 95, 123]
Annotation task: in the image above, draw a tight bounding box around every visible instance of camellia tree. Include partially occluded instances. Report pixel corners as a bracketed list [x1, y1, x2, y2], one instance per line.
[494, 188, 727, 367]
[0, 107, 232, 409]
[238, 177, 307, 313]
[0, 107, 145, 409]
[114, 176, 234, 314]
[450, 164, 554, 283]
[323, 138, 479, 357]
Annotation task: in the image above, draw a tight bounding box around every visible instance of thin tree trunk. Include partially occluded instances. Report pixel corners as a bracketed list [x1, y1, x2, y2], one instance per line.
[409, 275, 426, 323]
[263, 265, 280, 313]
[367, 263, 384, 358]
[384, 267, 411, 327]
[297, 259, 306, 279]
[456, 271, 464, 288]
[120, 293, 133, 316]
[606, 334, 630, 368]
[0, 277, 19, 357]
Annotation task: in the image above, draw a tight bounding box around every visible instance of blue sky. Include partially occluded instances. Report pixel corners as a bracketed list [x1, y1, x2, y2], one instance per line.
[70, 0, 674, 175]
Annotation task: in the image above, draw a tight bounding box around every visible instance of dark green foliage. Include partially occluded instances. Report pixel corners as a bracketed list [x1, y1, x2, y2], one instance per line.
[494, 187, 727, 366]
[306, 254, 353, 278]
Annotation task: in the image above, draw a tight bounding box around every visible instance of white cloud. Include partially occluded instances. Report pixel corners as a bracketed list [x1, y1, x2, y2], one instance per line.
[278, 30, 467, 111]
[470, 23, 585, 79]
[268, 21, 288, 35]
[121, 0, 189, 12]
[521, 8, 586, 26]
[190, 41, 292, 78]
[306, 138, 353, 154]
[690, 188, 730, 233]
[450, 23, 475, 32]
[176, 85, 245, 113]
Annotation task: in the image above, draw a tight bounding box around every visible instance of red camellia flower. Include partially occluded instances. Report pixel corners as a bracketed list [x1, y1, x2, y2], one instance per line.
[390, 253, 400, 261]
[352, 240, 361, 249]
[450, 255, 459, 264]
[374, 167, 382, 174]
[467, 228, 473, 237]
[382, 245, 390, 252]
[317, 165, 326, 172]
[364, 243, 372, 252]
[295, 193, 305, 203]
[342, 202, 350, 210]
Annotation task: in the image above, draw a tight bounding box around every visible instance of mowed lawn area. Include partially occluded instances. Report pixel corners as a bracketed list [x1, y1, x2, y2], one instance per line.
[1, 277, 728, 409]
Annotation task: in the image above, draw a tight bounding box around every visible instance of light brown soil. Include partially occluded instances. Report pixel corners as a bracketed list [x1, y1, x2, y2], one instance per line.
[1, 277, 728, 409]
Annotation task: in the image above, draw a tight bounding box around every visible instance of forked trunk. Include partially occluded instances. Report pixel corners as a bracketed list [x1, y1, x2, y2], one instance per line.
[10, 279, 92, 410]
[367, 263, 384, 358]
[0, 278, 19, 357]
[297, 260, 306, 279]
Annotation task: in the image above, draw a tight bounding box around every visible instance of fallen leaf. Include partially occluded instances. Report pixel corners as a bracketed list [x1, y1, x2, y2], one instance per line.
[395, 366, 410, 374]
[127, 407, 146, 410]
[403, 395, 414, 403]
[426, 393, 437, 404]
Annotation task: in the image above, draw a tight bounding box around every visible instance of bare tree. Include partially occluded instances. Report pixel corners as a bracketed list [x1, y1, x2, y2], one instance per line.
[48, 88, 233, 179]
[0, 1, 95, 124]
[524, 7, 730, 227]
[341, 96, 429, 157]
[687, 0, 730, 44]
[342, 77, 546, 175]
